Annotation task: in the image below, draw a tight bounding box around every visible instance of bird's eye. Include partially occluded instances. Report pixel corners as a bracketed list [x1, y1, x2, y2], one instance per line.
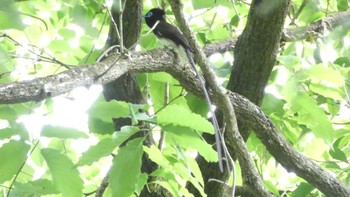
[146, 12, 153, 17]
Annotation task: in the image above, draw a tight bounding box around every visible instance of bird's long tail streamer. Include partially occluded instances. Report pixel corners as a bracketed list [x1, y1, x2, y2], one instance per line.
[185, 49, 224, 172]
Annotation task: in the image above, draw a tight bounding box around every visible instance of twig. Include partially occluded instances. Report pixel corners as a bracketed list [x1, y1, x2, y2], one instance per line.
[3, 34, 71, 69]
[289, 0, 310, 25]
[19, 12, 48, 30]
[105, 3, 121, 45]
[96, 45, 120, 62]
[153, 89, 185, 114]
[84, 8, 109, 64]
[95, 170, 110, 197]
[95, 17, 162, 80]
[158, 82, 169, 151]
[94, 53, 123, 80]
[6, 140, 40, 197]
[221, 124, 236, 196]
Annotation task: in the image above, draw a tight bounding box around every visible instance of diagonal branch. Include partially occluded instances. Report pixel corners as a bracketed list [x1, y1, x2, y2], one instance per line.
[168, 1, 271, 196]
[201, 11, 350, 57]
[283, 11, 350, 41]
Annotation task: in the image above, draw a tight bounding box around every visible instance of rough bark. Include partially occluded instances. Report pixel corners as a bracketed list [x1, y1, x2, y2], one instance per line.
[168, 0, 277, 196]
[98, 1, 166, 196]
[1, 47, 349, 196]
[196, 0, 292, 196]
[1, 11, 350, 197]
[103, 0, 145, 124]
[227, 0, 291, 132]
[1, 11, 348, 104]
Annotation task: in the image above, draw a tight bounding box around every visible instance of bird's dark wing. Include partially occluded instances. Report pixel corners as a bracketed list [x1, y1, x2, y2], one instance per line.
[153, 21, 193, 52]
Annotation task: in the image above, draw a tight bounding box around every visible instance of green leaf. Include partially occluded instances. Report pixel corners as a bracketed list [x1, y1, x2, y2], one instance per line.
[41, 148, 84, 197]
[152, 180, 180, 197]
[158, 105, 214, 134]
[334, 57, 350, 67]
[261, 93, 286, 116]
[0, 105, 17, 120]
[277, 55, 300, 69]
[186, 93, 209, 118]
[134, 173, 148, 196]
[301, 64, 345, 87]
[88, 100, 130, 122]
[324, 161, 341, 170]
[0, 128, 14, 139]
[337, 0, 349, 11]
[0, 0, 25, 30]
[77, 137, 117, 166]
[292, 182, 314, 197]
[77, 126, 139, 166]
[329, 147, 348, 162]
[282, 80, 335, 144]
[148, 72, 183, 111]
[0, 0, 16, 11]
[173, 159, 206, 197]
[148, 147, 205, 196]
[58, 28, 76, 39]
[338, 134, 350, 148]
[134, 112, 157, 124]
[0, 140, 30, 183]
[192, 0, 232, 9]
[309, 83, 343, 100]
[298, 2, 325, 24]
[71, 5, 89, 28]
[289, 93, 334, 144]
[0, 127, 29, 140]
[14, 179, 59, 196]
[109, 138, 144, 197]
[41, 125, 88, 139]
[48, 40, 71, 52]
[187, 157, 204, 188]
[88, 117, 115, 135]
[140, 32, 157, 49]
[230, 15, 240, 27]
[329, 138, 348, 162]
[144, 145, 171, 168]
[263, 180, 279, 196]
[151, 168, 177, 182]
[163, 125, 217, 162]
[207, 25, 229, 41]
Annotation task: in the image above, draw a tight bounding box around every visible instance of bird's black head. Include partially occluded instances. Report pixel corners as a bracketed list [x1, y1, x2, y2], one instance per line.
[144, 8, 166, 28]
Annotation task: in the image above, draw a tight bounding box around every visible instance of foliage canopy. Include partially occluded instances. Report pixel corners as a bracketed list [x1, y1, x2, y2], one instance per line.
[0, 0, 349, 196]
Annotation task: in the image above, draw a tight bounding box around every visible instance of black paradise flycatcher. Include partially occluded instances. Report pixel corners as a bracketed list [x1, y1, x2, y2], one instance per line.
[144, 8, 224, 172]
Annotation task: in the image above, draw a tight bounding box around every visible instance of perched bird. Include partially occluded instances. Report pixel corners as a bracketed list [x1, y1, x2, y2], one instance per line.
[144, 8, 224, 172]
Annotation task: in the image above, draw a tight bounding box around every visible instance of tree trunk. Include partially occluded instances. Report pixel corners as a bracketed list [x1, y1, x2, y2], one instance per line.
[197, 0, 291, 196]
[102, 1, 169, 196]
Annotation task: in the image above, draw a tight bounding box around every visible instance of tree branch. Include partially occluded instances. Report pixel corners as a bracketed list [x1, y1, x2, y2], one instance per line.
[168, 1, 271, 196]
[1, 46, 348, 196]
[1, 11, 349, 197]
[282, 11, 350, 41]
[201, 11, 350, 57]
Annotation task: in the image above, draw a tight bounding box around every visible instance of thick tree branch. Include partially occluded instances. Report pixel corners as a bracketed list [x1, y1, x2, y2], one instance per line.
[1, 47, 349, 196]
[0, 49, 178, 104]
[201, 11, 350, 57]
[1, 11, 349, 197]
[0, 12, 347, 103]
[282, 11, 350, 41]
[228, 91, 350, 197]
